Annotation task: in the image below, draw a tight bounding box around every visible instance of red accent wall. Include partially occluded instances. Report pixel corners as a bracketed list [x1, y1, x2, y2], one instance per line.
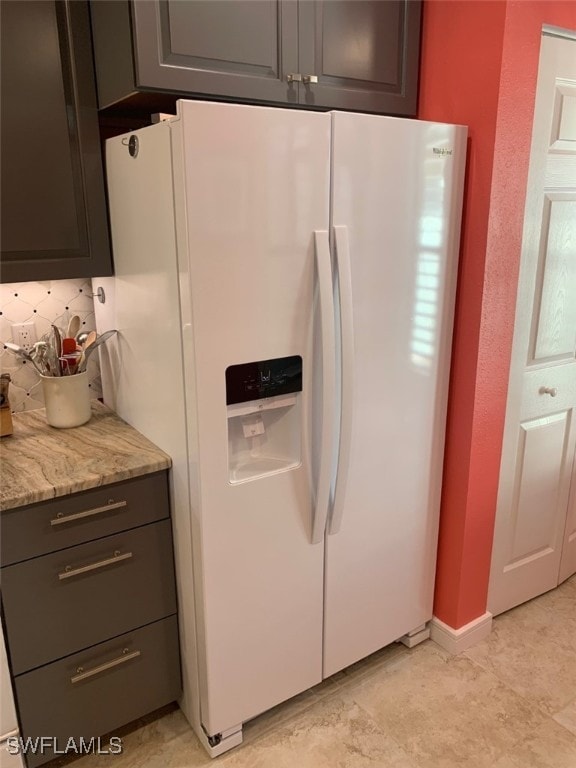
[419, 0, 576, 628]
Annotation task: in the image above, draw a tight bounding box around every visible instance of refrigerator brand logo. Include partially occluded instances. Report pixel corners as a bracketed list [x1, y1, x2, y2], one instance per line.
[433, 148, 453, 156]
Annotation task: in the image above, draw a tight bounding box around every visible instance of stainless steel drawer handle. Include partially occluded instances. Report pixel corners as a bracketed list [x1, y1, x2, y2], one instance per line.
[303, 74, 318, 84]
[58, 550, 133, 581]
[71, 648, 141, 684]
[539, 386, 558, 397]
[51, 499, 127, 526]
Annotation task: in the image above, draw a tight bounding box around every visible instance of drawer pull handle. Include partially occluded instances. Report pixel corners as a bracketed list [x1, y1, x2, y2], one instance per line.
[51, 500, 127, 526]
[58, 550, 133, 581]
[71, 648, 141, 684]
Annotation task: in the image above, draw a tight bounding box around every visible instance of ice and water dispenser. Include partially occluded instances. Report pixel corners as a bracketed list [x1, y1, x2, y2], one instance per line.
[226, 356, 302, 483]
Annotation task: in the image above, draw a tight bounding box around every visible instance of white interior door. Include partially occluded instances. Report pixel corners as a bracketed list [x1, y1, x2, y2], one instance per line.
[489, 31, 576, 616]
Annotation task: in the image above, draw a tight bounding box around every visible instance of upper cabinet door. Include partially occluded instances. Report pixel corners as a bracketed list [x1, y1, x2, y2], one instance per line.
[0, 0, 111, 283]
[90, 0, 422, 116]
[130, 0, 299, 105]
[298, 0, 421, 114]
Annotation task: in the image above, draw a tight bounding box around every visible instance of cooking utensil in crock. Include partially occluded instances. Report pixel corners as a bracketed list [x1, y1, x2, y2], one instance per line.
[67, 315, 81, 339]
[62, 337, 77, 356]
[4, 342, 45, 375]
[51, 324, 62, 359]
[81, 330, 97, 351]
[75, 330, 90, 348]
[77, 330, 117, 373]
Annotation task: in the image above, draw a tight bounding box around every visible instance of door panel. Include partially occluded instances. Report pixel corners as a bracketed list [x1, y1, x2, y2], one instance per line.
[297, 0, 421, 114]
[510, 413, 571, 565]
[320, 1, 401, 83]
[489, 33, 576, 616]
[324, 112, 466, 677]
[498, 407, 575, 609]
[532, 198, 576, 362]
[131, 0, 299, 104]
[168, 2, 276, 67]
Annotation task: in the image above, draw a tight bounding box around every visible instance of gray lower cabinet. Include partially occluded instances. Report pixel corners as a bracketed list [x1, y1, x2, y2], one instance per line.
[0, 472, 171, 566]
[3, 520, 177, 674]
[90, 0, 421, 116]
[0, 471, 181, 767]
[0, 0, 112, 283]
[15, 618, 181, 768]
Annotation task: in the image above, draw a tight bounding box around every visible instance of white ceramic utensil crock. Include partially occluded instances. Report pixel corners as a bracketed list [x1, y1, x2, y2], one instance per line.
[40, 371, 91, 428]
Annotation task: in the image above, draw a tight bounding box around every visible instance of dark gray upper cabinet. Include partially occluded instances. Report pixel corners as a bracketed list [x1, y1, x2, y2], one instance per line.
[91, 0, 299, 109]
[0, 0, 112, 283]
[298, 0, 421, 114]
[90, 0, 421, 116]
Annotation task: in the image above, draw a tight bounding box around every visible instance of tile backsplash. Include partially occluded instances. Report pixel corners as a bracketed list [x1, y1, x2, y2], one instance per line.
[0, 279, 102, 413]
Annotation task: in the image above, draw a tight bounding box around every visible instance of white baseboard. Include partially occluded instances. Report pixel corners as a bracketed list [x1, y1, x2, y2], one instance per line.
[430, 611, 493, 654]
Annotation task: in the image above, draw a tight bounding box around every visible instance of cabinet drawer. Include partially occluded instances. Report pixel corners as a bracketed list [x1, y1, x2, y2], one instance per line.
[2, 520, 177, 674]
[15, 616, 181, 768]
[1, 472, 170, 566]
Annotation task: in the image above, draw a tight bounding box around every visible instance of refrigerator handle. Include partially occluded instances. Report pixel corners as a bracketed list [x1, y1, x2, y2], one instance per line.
[329, 225, 354, 535]
[311, 230, 336, 545]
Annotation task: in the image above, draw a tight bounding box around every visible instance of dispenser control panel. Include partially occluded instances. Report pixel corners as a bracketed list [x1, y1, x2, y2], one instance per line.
[226, 356, 302, 405]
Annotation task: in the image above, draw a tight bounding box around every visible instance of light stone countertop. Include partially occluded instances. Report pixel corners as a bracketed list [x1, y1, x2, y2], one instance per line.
[0, 401, 171, 511]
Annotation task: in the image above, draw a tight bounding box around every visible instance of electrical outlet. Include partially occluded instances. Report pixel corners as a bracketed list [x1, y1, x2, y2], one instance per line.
[12, 322, 38, 352]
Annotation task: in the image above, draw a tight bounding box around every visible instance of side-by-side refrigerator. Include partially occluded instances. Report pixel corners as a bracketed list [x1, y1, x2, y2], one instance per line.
[97, 100, 466, 756]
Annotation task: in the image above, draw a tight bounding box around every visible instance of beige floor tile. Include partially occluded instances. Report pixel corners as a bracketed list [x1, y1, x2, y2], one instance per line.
[500, 719, 576, 768]
[464, 597, 576, 715]
[490, 758, 522, 768]
[242, 637, 408, 745]
[536, 575, 576, 622]
[64, 576, 576, 768]
[553, 699, 576, 737]
[242, 674, 342, 744]
[333, 641, 410, 688]
[340, 641, 546, 768]
[220, 695, 418, 768]
[72, 710, 210, 768]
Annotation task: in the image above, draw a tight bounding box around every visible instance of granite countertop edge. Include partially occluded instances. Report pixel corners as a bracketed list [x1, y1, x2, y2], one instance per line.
[0, 401, 171, 512]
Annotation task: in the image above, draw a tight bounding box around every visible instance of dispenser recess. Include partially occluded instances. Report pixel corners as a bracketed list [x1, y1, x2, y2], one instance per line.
[226, 356, 302, 483]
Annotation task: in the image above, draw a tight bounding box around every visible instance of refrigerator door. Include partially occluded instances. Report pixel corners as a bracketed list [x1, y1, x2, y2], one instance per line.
[324, 112, 466, 677]
[175, 102, 331, 734]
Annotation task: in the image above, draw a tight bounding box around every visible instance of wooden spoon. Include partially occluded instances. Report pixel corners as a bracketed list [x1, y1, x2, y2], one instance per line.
[82, 330, 97, 350]
[67, 315, 81, 339]
[77, 330, 117, 373]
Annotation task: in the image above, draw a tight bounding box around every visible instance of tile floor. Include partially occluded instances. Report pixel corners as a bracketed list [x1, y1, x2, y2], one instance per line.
[75, 576, 576, 768]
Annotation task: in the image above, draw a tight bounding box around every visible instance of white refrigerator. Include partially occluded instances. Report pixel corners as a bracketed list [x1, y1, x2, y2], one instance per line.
[97, 100, 466, 756]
